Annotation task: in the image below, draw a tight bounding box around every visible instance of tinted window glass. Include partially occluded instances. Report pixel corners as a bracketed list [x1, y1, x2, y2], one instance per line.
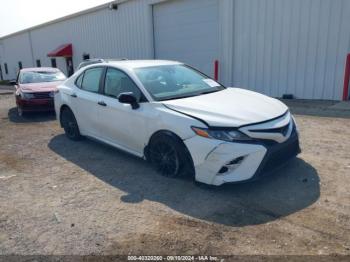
[134, 65, 225, 101]
[81, 67, 103, 93]
[104, 68, 142, 101]
[75, 73, 84, 88]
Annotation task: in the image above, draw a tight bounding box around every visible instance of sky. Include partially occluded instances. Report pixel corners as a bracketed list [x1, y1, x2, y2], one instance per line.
[0, 0, 112, 37]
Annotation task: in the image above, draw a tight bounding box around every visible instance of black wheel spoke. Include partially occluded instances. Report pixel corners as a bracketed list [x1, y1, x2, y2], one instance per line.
[150, 141, 180, 177]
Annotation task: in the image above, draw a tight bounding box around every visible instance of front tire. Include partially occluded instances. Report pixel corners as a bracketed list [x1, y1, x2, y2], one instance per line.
[149, 133, 194, 178]
[61, 107, 82, 141]
[17, 106, 24, 117]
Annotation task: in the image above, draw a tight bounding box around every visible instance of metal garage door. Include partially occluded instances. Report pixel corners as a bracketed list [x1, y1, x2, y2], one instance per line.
[153, 0, 219, 77]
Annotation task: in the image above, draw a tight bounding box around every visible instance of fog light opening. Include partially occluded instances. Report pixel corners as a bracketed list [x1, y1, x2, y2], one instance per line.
[217, 156, 246, 175]
[228, 156, 245, 165]
[218, 166, 229, 174]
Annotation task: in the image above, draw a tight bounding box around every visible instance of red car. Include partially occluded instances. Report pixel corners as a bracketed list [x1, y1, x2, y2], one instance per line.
[14, 67, 66, 116]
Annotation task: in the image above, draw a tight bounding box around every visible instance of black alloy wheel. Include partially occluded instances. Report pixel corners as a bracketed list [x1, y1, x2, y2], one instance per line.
[61, 108, 82, 141]
[150, 141, 180, 177]
[149, 133, 195, 179]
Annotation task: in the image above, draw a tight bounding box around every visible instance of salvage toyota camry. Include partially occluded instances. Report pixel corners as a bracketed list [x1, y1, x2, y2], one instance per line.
[54, 60, 301, 186]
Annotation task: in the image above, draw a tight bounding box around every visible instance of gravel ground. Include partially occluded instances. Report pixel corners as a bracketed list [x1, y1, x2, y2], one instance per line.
[0, 94, 349, 256]
[0, 85, 14, 95]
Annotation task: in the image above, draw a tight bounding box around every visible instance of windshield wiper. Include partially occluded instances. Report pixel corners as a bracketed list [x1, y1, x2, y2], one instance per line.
[199, 89, 221, 95]
[161, 90, 223, 101]
[161, 94, 199, 101]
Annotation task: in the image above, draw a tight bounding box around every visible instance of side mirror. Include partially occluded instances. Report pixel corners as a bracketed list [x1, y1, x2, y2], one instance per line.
[118, 92, 140, 110]
[9, 80, 17, 85]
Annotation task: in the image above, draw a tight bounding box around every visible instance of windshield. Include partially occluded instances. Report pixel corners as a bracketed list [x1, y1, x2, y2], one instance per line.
[19, 71, 66, 84]
[134, 65, 225, 101]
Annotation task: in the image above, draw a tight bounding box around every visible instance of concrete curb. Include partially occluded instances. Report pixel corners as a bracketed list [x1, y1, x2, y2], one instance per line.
[0, 91, 13, 95]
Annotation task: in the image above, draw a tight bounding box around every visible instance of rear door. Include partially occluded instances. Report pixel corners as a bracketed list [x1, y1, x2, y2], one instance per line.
[73, 67, 105, 137]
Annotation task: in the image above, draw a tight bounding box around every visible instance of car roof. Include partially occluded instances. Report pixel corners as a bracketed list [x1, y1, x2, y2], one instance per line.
[21, 67, 61, 72]
[97, 60, 183, 70]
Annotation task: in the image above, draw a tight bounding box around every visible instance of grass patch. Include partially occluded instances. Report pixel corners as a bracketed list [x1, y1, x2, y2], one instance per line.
[0, 80, 10, 85]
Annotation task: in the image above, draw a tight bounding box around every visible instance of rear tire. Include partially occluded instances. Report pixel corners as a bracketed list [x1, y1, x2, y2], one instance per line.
[149, 133, 194, 178]
[61, 107, 82, 141]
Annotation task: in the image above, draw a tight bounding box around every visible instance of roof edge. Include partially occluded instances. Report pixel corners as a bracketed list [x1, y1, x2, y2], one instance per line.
[0, 0, 129, 40]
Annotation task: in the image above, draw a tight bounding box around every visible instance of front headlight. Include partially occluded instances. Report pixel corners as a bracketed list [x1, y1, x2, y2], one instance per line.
[191, 127, 251, 142]
[21, 92, 35, 99]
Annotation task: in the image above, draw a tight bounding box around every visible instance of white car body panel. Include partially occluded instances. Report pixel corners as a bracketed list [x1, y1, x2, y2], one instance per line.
[184, 136, 267, 185]
[163, 88, 288, 127]
[55, 60, 300, 186]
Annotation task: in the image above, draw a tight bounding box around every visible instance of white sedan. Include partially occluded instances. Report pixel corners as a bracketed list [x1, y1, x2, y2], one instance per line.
[54, 60, 301, 186]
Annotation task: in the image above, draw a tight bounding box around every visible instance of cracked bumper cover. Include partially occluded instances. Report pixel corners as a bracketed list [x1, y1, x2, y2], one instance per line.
[184, 129, 300, 186]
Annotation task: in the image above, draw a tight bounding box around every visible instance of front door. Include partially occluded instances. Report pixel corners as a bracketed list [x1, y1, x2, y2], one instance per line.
[95, 67, 150, 155]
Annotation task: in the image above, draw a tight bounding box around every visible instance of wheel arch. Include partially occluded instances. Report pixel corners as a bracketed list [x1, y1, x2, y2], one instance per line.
[59, 104, 72, 127]
[144, 130, 194, 165]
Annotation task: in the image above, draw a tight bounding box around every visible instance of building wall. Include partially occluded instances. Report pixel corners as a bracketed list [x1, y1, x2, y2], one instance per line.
[232, 0, 350, 100]
[0, 0, 233, 83]
[0, 32, 33, 78]
[30, 0, 156, 76]
[0, 0, 157, 79]
[0, 0, 349, 100]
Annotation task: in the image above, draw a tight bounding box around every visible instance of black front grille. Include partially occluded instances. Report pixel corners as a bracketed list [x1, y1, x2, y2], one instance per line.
[250, 123, 290, 136]
[252, 128, 301, 180]
[260, 137, 300, 176]
[33, 92, 52, 99]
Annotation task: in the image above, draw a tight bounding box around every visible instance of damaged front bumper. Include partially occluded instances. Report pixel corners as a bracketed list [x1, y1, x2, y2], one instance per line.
[184, 127, 301, 186]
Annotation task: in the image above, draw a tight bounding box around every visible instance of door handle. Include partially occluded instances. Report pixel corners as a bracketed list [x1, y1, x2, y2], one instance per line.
[71, 93, 77, 98]
[98, 101, 107, 107]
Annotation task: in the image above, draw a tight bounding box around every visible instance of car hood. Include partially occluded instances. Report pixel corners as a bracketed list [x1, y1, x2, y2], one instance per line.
[162, 88, 288, 127]
[19, 81, 62, 92]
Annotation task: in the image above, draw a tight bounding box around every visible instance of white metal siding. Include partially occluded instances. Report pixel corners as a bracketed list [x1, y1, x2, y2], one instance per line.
[1, 0, 350, 100]
[29, 0, 155, 76]
[153, 0, 220, 77]
[0, 0, 157, 78]
[0, 33, 33, 79]
[232, 0, 350, 100]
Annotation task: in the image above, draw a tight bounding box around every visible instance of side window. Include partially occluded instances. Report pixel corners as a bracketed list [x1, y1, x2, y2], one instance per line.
[75, 73, 84, 88]
[104, 68, 142, 101]
[81, 67, 104, 93]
